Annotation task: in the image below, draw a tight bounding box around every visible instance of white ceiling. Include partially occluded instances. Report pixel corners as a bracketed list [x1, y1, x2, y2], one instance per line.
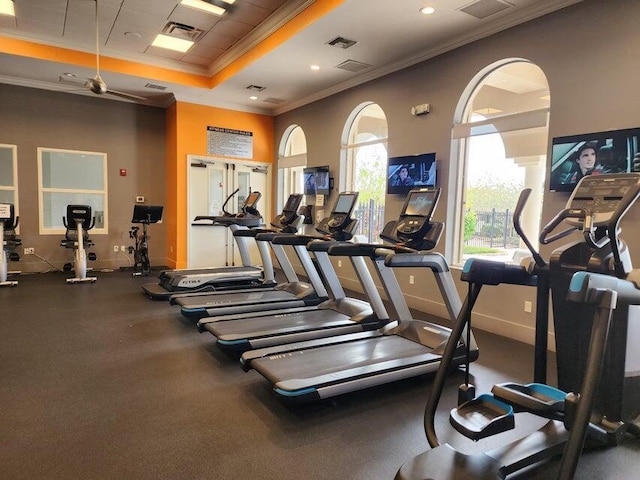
[0, 0, 580, 115]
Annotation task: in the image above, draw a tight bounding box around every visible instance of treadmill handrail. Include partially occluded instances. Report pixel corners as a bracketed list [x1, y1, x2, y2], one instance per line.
[328, 242, 390, 258]
[384, 251, 450, 273]
[271, 233, 325, 246]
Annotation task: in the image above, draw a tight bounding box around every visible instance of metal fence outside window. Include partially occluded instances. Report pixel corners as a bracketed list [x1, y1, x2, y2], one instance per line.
[465, 208, 520, 249]
[352, 200, 385, 243]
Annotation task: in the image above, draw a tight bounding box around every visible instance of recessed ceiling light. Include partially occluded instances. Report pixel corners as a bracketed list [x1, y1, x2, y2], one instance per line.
[124, 31, 142, 39]
[63, 72, 77, 77]
[420, 6, 436, 15]
[0, 0, 15, 17]
[249, 96, 258, 100]
[151, 33, 194, 53]
[310, 65, 320, 71]
[181, 0, 234, 16]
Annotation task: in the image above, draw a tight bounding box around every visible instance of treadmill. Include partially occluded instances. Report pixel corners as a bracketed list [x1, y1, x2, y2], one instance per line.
[241, 188, 479, 404]
[174, 192, 361, 320]
[142, 190, 273, 300]
[199, 195, 392, 354]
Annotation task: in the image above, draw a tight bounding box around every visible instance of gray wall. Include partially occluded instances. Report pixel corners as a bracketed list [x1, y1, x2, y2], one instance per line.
[0, 84, 167, 272]
[274, 0, 640, 346]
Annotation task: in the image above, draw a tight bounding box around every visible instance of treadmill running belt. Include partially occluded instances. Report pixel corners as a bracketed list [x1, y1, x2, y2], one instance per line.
[251, 335, 439, 390]
[177, 289, 294, 308]
[208, 309, 353, 340]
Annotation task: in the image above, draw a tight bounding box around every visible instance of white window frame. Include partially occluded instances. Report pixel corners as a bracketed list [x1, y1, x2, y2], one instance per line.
[0, 144, 18, 219]
[37, 147, 108, 235]
[448, 59, 549, 266]
[340, 103, 388, 241]
[277, 125, 307, 212]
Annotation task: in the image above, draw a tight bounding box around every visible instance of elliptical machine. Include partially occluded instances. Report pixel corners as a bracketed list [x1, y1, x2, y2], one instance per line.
[0, 203, 21, 287]
[61, 205, 97, 284]
[395, 173, 640, 480]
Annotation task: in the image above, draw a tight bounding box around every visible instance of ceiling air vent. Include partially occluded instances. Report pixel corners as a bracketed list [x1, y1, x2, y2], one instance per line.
[327, 36, 357, 49]
[335, 59, 372, 73]
[145, 83, 168, 91]
[459, 0, 513, 19]
[263, 97, 286, 104]
[246, 85, 266, 92]
[161, 21, 204, 42]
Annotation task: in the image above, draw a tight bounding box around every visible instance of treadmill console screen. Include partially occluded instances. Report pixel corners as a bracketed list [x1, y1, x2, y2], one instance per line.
[334, 193, 357, 214]
[403, 189, 439, 218]
[283, 194, 303, 213]
[395, 188, 440, 238]
[243, 191, 261, 209]
[327, 192, 358, 229]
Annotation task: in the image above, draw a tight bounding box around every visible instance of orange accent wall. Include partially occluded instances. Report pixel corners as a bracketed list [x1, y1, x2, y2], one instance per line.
[166, 101, 274, 269]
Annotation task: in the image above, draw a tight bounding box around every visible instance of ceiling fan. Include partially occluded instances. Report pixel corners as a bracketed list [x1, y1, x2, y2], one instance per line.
[59, 0, 147, 102]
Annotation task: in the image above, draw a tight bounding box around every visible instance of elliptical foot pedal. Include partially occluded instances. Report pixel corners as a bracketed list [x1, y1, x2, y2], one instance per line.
[492, 382, 565, 415]
[450, 394, 515, 441]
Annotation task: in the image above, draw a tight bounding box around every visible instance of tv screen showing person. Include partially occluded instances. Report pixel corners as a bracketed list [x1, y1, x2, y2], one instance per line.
[391, 165, 415, 187]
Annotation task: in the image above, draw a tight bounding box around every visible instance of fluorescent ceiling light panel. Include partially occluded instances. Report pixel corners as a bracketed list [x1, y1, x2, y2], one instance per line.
[181, 0, 232, 16]
[152, 34, 194, 52]
[0, 0, 15, 17]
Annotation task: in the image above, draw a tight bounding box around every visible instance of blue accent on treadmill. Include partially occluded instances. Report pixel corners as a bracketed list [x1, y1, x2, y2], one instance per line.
[181, 307, 205, 313]
[463, 258, 475, 273]
[527, 383, 567, 401]
[218, 338, 250, 346]
[569, 271, 589, 292]
[274, 386, 318, 397]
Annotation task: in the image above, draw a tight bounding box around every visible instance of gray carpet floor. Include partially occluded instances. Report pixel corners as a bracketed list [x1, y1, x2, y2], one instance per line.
[1, 270, 638, 479]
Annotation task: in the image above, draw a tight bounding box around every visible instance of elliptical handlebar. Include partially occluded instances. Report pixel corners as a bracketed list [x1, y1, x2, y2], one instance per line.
[513, 189, 546, 269]
[539, 208, 584, 246]
[221, 188, 240, 216]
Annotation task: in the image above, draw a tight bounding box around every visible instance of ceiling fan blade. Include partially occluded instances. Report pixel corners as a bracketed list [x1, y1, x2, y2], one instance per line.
[105, 89, 149, 102]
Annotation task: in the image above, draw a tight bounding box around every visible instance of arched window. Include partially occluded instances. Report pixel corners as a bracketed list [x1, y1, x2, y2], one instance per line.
[341, 103, 388, 242]
[277, 125, 307, 212]
[449, 60, 549, 265]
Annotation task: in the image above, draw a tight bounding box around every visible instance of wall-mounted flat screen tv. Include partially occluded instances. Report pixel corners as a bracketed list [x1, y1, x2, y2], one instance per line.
[549, 127, 640, 192]
[387, 153, 436, 195]
[303, 165, 330, 196]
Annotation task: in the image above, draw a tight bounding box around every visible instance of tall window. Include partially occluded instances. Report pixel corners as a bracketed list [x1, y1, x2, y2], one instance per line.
[277, 125, 306, 212]
[341, 103, 388, 242]
[450, 60, 549, 265]
[37, 148, 108, 234]
[0, 144, 18, 207]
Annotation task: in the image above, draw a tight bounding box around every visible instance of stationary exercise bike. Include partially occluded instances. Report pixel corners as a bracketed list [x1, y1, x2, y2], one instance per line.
[128, 205, 163, 276]
[395, 173, 640, 480]
[61, 205, 97, 284]
[0, 203, 21, 287]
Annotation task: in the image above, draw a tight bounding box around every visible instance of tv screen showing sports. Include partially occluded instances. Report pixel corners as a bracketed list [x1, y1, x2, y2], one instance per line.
[549, 127, 640, 192]
[303, 166, 330, 196]
[403, 189, 439, 218]
[387, 153, 436, 195]
[334, 193, 357, 214]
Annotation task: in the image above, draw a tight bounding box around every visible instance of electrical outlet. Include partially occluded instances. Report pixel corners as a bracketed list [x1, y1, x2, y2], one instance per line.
[524, 301, 533, 313]
[24, 247, 34, 255]
[338, 260, 342, 268]
[113, 245, 119, 252]
[409, 275, 415, 285]
[121, 245, 126, 252]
